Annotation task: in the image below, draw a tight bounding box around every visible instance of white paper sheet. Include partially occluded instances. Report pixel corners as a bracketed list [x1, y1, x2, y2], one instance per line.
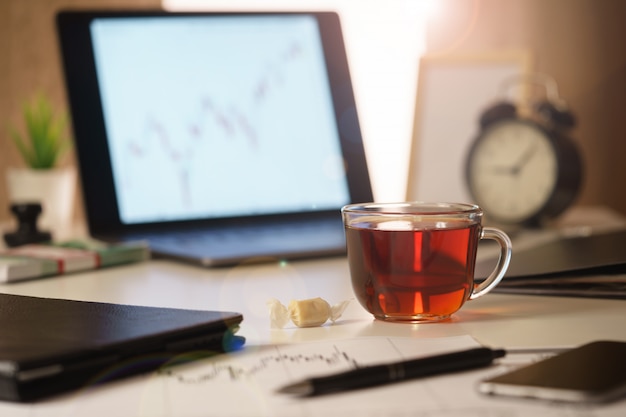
[3, 335, 626, 417]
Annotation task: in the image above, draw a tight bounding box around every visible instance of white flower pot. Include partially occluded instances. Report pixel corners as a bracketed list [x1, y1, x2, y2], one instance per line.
[6, 167, 77, 239]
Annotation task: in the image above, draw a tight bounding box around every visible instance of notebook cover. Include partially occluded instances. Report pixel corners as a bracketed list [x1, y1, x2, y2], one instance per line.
[0, 294, 243, 402]
[475, 229, 626, 279]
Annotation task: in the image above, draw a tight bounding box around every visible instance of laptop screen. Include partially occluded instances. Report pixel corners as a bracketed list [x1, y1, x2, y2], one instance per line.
[89, 15, 350, 225]
[57, 10, 372, 235]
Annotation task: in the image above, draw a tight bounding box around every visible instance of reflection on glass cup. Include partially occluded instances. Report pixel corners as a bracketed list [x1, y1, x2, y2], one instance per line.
[341, 202, 512, 323]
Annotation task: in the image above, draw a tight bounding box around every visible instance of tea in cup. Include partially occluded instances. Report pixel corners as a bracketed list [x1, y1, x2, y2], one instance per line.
[341, 202, 512, 323]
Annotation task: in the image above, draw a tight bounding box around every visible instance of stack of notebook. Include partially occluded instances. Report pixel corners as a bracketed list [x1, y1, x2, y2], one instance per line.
[0, 239, 149, 283]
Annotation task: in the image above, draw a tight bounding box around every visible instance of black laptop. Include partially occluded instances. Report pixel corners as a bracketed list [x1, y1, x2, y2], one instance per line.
[56, 10, 372, 267]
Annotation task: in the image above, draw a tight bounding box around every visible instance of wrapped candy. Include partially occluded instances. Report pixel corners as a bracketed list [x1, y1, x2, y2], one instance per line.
[267, 297, 350, 328]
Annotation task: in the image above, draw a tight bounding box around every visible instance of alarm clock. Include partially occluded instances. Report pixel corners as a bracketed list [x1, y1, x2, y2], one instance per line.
[465, 74, 583, 227]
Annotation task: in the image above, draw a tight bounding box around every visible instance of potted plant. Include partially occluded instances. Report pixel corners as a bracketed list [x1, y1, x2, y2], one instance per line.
[6, 93, 76, 237]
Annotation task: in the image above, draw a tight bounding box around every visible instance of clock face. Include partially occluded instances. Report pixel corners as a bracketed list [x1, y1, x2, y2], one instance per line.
[467, 120, 558, 223]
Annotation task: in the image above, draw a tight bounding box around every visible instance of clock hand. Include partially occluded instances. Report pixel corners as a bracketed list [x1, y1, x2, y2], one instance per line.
[490, 166, 516, 175]
[511, 144, 538, 176]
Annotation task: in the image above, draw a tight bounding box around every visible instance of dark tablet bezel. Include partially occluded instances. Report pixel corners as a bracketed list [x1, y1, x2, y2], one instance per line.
[56, 10, 372, 236]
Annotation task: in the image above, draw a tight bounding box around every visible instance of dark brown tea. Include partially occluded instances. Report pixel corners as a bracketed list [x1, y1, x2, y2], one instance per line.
[346, 219, 481, 321]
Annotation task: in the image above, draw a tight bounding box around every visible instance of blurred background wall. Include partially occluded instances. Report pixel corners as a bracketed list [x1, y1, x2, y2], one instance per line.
[423, 0, 626, 217]
[1, 0, 625, 232]
[0, 0, 160, 228]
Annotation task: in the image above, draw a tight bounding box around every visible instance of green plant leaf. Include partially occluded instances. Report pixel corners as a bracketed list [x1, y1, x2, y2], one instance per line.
[9, 127, 36, 167]
[9, 93, 71, 169]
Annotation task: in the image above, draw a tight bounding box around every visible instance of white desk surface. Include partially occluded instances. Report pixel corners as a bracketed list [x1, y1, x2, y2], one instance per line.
[1, 206, 625, 415]
[2, 256, 626, 416]
[2, 256, 625, 350]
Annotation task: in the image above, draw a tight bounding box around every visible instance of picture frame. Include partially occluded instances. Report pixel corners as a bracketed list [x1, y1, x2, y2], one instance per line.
[406, 51, 532, 203]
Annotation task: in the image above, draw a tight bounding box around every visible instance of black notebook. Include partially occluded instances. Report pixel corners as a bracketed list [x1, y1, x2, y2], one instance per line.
[475, 229, 626, 299]
[0, 293, 244, 402]
[476, 229, 626, 279]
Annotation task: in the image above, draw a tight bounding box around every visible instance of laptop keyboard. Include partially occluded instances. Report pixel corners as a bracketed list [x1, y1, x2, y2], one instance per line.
[135, 217, 347, 263]
[152, 220, 340, 245]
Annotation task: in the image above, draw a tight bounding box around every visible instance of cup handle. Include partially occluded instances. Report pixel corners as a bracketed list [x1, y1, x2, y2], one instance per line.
[469, 227, 513, 300]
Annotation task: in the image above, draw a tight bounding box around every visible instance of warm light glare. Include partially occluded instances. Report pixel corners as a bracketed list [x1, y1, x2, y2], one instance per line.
[163, 0, 429, 202]
[417, 0, 442, 20]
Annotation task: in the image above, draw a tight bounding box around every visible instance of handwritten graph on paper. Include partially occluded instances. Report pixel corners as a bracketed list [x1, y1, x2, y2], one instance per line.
[141, 337, 455, 412]
[91, 16, 349, 224]
[132, 336, 590, 417]
[159, 342, 361, 385]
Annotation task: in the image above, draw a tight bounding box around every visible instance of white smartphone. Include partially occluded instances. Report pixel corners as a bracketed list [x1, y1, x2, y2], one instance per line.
[479, 340, 626, 403]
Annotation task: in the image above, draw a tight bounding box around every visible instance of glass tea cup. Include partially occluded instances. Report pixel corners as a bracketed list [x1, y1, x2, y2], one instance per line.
[341, 202, 512, 323]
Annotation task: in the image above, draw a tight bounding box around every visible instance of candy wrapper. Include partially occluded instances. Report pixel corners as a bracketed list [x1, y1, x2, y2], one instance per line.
[267, 297, 351, 328]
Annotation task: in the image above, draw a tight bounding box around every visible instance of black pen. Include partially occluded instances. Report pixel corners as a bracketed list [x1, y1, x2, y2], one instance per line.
[277, 347, 506, 396]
